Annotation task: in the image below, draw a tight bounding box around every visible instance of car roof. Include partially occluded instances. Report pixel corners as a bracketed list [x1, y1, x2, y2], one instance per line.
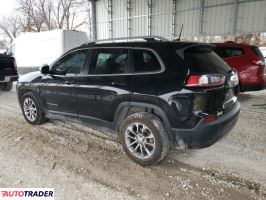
[77, 41, 211, 50]
[212, 42, 256, 48]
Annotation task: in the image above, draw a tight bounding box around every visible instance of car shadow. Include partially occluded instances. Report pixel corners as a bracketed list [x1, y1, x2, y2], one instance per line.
[237, 93, 252, 103]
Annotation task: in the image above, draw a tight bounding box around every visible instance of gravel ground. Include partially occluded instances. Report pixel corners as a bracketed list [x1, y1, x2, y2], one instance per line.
[0, 87, 265, 200]
[169, 90, 266, 189]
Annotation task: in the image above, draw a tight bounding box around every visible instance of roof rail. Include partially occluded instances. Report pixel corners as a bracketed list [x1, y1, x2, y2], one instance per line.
[96, 36, 168, 43]
[80, 36, 168, 47]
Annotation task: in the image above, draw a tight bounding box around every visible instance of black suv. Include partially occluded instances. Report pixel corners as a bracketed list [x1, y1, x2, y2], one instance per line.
[17, 38, 240, 166]
[0, 53, 18, 91]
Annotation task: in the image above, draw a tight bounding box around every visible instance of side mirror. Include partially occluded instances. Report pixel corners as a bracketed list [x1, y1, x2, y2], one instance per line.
[40, 64, 50, 74]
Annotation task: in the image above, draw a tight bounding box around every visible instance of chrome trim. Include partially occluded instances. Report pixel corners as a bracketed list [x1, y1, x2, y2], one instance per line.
[50, 46, 166, 78]
[223, 96, 237, 109]
[0, 75, 18, 83]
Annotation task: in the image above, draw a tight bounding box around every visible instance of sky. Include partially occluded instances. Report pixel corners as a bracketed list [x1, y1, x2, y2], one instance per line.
[0, 0, 16, 16]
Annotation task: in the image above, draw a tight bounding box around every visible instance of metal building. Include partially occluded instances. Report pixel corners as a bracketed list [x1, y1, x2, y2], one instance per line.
[90, 0, 266, 41]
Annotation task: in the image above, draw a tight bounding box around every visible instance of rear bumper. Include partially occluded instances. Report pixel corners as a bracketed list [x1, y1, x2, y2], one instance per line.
[0, 75, 18, 83]
[172, 101, 240, 149]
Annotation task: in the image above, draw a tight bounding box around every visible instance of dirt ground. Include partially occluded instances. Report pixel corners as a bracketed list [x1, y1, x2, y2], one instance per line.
[0, 87, 265, 200]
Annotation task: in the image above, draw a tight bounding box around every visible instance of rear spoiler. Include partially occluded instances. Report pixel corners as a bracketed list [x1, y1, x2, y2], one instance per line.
[176, 44, 215, 59]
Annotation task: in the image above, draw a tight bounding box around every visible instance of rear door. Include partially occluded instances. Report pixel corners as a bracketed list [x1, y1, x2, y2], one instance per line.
[129, 48, 165, 101]
[77, 48, 132, 127]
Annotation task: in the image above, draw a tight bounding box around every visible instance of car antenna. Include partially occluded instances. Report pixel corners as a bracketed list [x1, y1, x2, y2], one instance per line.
[174, 24, 183, 42]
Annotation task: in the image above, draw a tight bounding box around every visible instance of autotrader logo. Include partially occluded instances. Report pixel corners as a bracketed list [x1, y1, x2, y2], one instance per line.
[0, 188, 54, 200]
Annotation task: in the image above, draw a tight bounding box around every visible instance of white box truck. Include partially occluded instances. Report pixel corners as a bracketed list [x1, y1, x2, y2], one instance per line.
[9, 29, 88, 74]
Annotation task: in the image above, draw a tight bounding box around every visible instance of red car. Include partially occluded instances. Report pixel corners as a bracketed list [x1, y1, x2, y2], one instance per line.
[213, 42, 266, 92]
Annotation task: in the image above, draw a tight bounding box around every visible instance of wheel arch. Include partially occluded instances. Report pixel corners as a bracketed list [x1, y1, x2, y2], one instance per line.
[17, 86, 43, 109]
[113, 102, 173, 141]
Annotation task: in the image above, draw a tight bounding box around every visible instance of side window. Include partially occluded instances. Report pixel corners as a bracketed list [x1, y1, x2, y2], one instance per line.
[51, 50, 88, 75]
[133, 49, 161, 73]
[89, 49, 128, 74]
[214, 47, 244, 58]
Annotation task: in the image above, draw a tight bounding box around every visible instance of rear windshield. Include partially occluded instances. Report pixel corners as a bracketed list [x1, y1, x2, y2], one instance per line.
[183, 47, 231, 75]
[214, 47, 245, 58]
[252, 47, 264, 60]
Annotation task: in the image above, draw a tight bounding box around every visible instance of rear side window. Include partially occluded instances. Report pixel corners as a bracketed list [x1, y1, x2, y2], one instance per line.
[184, 47, 230, 75]
[133, 49, 161, 73]
[252, 47, 264, 60]
[214, 47, 244, 58]
[89, 49, 128, 74]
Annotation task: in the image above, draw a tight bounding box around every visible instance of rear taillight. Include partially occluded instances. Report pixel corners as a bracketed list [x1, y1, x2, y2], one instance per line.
[186, 74, 225, 88]
[251, 60, 265, 67]
[13, 59, 17, 70]
[204, 115, 217, 123]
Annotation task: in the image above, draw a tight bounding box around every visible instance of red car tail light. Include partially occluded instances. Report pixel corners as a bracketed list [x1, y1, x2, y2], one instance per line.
[186, 74, 225, 88]
[251, 60, 265, 67]
[204, 115, 217, 123]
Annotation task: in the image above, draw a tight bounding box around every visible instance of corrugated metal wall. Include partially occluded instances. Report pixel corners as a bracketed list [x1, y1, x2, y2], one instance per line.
[95, 0, 266, 40]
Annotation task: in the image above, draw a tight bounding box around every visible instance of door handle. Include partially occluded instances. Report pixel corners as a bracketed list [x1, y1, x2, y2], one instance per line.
[111, 82, 127, 86]
[65, 80, 76, 85]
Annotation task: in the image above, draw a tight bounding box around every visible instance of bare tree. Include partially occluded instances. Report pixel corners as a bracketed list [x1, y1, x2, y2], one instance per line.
[16, 0, 89, 31]
[36, 0, 54, 30]
[83, 0, 92, 38]
[53, 0, 86, 30]
[0, 16, 21, 42]
[17, 0, 44, 32]
[0, 39, 8, 50]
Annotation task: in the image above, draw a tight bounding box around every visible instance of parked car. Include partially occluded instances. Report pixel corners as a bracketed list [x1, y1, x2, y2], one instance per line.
[0, 53, 18, 91]
[9, 29, 88, 74]
[213, 42, 266, 92]
[17, 38, 240, 166]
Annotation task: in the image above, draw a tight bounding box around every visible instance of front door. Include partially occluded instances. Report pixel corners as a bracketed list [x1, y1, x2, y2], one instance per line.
[39, 49, 89, 119]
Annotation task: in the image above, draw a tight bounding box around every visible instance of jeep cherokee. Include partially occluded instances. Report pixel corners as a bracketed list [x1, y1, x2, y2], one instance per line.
[17, 38, 240, 166]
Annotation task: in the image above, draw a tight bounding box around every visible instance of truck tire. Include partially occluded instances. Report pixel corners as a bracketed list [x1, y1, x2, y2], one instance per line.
[21, 92, 47, 125]
[0, 82, 13, 91]
[120, 112, 170, 166]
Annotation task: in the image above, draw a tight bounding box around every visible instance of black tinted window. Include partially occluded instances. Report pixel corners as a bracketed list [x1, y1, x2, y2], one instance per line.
[133, 49, 161, 72]
[252, 47, 264, 60]
[184, 47, 230, 75]
[51, 50, 88, 75]
[90, 49, 128, 74]
[214, 47, 244, 58]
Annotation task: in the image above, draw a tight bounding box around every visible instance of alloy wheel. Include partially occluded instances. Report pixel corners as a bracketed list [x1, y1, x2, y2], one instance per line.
[125, 123, 156, 159]
[23, 97, 38, 122]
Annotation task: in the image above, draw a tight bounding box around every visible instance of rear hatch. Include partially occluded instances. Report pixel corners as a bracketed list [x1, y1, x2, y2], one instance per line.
[0, 54, 17, 76]
[180, 45, 239, 115]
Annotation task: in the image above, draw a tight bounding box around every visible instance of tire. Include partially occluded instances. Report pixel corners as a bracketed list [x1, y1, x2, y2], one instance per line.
[21, 92, 47, 125]
[0, 82, 13, 91]
[120, 112, 170, 166]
